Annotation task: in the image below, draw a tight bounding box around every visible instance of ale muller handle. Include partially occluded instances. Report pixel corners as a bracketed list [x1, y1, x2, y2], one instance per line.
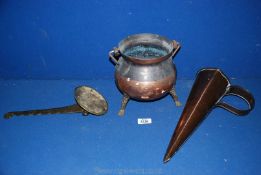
[109, 47, 121, 65]
[216, 85, 255, 116]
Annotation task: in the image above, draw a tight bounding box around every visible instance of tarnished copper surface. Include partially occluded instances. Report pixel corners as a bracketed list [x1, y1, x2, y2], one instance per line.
[163, 68, 255, 163]
[116, 72, 175, 100]
[109, 33, 182, 115]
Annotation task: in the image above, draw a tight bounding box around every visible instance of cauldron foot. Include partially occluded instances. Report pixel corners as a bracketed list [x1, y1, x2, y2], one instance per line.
[170, 88, 182, 107]
[118, 94, 130, 116]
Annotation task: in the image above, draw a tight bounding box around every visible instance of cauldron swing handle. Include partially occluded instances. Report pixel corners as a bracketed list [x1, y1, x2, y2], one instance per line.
[171, 40, 181, 58]
[109, 47, 121, 65]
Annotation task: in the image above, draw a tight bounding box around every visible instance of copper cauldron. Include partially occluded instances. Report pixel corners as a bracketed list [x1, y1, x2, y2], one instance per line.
[109, 33, 181, 116]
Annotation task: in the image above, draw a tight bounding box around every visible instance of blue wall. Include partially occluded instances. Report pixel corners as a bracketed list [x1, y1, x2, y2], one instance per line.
[0, 0, 260, 79]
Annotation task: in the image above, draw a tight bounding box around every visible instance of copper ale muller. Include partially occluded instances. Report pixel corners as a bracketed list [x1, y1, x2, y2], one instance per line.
[163, 68, 255, 163]
[109, 33, 181, 115]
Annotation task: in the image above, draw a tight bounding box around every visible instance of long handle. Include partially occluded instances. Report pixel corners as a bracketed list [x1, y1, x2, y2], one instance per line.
[4, 104, 87, 119]
[216, 85, 255, 116]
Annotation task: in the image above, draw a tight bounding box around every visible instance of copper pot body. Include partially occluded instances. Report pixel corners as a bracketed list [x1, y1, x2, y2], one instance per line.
[109, 33, 180, 101]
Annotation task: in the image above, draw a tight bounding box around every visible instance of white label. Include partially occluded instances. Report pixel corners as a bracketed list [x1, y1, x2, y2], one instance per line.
[137, 118, 152, 125]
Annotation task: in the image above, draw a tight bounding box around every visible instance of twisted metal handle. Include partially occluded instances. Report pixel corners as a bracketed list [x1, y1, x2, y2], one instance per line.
[4, 104, 87, 119]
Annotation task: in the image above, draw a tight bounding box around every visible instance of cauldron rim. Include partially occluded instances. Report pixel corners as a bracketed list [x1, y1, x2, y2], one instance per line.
[117, 33, 178, 65]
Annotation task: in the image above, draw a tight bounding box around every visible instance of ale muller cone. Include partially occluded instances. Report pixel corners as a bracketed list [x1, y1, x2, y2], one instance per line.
[163, 68, 255, 163]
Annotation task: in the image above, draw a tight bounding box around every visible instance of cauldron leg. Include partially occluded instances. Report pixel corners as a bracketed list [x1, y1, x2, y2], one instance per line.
[169, 88, 182, 106]
[118, 94, 130, 116]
